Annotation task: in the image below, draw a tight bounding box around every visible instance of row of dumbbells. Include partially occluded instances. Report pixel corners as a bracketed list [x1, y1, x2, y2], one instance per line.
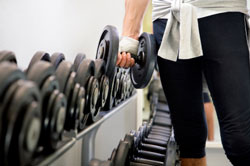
[90, 100, 180, 166]
[0, 50, 134, 166]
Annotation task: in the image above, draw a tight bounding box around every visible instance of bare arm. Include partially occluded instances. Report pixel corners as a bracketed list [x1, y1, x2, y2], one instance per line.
[122, 0, 150, 40]
[117, 0, 150, 68]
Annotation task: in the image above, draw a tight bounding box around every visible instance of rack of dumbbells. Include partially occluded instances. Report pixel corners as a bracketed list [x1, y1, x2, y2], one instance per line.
[90, 87, 181, 166]
[0, 24, 160, 166]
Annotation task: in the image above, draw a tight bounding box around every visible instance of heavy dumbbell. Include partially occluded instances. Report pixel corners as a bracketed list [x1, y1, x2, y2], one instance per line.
[75, 59, 100, 124]
[26, 51, 51, 73]
[95, 25, 119, 110]
[0, 50, 17, 64]
[116, 68, 127, 102]
[113, 68, 123, 106]
[96, 25, 157, 90]
[109, 140, 130, 166]
[123, 132, 165, 166]
[26, 61, 67, 151]
[73, 53, 86, 71]
[0, 62, 41, 166]
[50, 52, 65, 69]
[54, 60, 87, 130]
[94, 59, 109, 116]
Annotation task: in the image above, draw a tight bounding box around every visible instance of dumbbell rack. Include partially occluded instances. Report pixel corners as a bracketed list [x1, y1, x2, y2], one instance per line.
[29, 93, 137, 166]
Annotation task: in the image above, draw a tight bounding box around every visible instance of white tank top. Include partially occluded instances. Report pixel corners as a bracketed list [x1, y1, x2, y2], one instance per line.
[152, 0, 249, 61]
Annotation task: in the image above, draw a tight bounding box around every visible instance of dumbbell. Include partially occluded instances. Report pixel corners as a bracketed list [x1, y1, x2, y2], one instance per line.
[26, 51, 51, 73]
[104, 73, 116, 110]
[123, 132, 165, 166]
[73, 53, 86, 71]
[109, 140, 130, 166]
[50, 52, 65, 69]
[96, 25, 157, 91]
[75, 59, 100, 124]
[95, 26, 119, 110]
[0, 50, 17, 64]
[123, 70, 131, 100]
[140, 123, 171, 143]
[94, 59, 109, 117]
[116, 69, 127, 102]
[156, 102, 170, 113]
[113, 68, 123, 106]
[0, 62, 41, 166]
[26, 60, 67, 151]
[54, 59, 87, 131]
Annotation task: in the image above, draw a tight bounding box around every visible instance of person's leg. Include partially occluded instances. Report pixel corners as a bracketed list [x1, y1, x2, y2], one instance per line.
[203, 92, 214, 141]
[199, 12, 250, 165]
[154, 19, 207, 166]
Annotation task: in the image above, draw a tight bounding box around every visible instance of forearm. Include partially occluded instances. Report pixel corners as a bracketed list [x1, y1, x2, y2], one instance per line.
[122, 0, 150, 40]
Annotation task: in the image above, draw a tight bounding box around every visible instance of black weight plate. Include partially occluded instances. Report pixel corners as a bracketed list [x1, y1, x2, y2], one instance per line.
[55, 61, 74, 93]
[17, 102, 41, 166]
[113, 141, 130, 166]
[2, 80, 41, 165]
[26, 51, 50, 73]
[0, 62, 25, 98]
[104, 73, 115, 110]
[51, 52, 65, 69]
[87, 77, 100, 123]
[48, 91, 67, 150]
[100, 76, 109, 107]
[27, 61, 56, 89]
[96, 25, 119, 80]
[73, 53, 86, 72]
[65, 82, 80, 130]
[94, 59, 106, 79]
[130, 33, 157, 89]
[75, 59, 95, 88]
[77, 86, 87, 130]
[0, 80, 21, 164]
[0, 63, 24, 144]
[0, 50, 17, 64]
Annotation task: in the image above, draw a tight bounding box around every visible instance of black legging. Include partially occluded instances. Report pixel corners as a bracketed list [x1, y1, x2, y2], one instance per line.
[154, 12, 250, 165]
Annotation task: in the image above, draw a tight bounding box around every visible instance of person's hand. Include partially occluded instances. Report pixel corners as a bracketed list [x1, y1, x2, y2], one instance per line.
[116, 52, 135, 68]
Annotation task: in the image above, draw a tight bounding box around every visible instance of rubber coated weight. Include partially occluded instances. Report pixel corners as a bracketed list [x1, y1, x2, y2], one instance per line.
[0, 50, 17, 64]
[64, 81, 80, 130]
[47, 90, 67, 149]
[73, 53, 86, 71]
[77, 86, 87, 130]
[0, 62, 25, 99]
[0, 63, 25, 146]
[55, 61, 74, 94]
[1, 80, 41, 166]
[75, 59, 100, 123]
[75, 59, 95, 87]
[26, 51, 50, 73]
[104, 73, 115, 110]
[113, 141, 130, 166]
[51, 52, 65, 69]
[26, 61, 56, 89]
[96, 25, 119, 80]
[86, 77, 100, 123]
[130, 33, 157, 89]
[94, 59, 109, 112]
[55, 61, 80, 130]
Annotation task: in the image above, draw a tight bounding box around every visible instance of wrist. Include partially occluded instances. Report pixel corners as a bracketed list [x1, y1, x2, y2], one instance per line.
[119, 36, 139, 55]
